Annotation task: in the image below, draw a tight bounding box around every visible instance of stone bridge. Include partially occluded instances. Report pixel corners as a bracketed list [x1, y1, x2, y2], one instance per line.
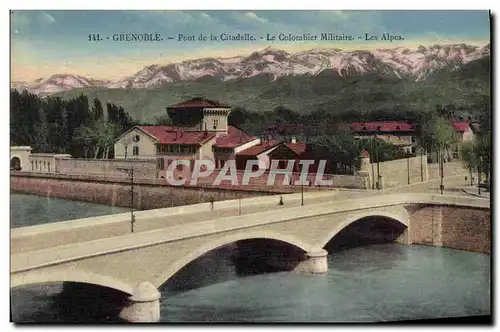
[10, 191, 490, 322]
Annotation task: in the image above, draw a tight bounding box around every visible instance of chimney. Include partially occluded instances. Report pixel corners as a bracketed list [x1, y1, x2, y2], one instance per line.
[291, 136, 297, 144]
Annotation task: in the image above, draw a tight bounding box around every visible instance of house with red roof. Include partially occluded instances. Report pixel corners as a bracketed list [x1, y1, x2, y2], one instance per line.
[349, 119, 477, 161]
[235, 137, 314, 173]
[453, 120, 475, 142]
[349, 121, 419, 153]
[114, 98, 260, 172]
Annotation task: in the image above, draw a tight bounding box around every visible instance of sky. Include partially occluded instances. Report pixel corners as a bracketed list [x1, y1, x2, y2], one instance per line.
[10, 10, 491, 82]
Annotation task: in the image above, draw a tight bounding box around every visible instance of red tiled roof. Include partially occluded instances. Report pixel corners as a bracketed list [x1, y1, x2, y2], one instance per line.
[237, 141, 308, 157]
[285, 142, 307, 155]
[350, 121, 416, 133]
[214, 126, 258, 148]
[137, 126, 216, 145]
[453, 121, 470, 132]
[237, 140, 280, 156]
[168, 98, 230, 109]
[360, 150, 370, 158]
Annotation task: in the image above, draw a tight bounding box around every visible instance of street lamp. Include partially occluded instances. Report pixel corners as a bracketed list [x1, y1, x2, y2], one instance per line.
[420, 147, 423, 182]
[301, 182, 304, 206]
[375, 133, 380, 190]
[478, 156, 483, 196]
[117, 167, 135, 233]
[439, 146, 444, 195]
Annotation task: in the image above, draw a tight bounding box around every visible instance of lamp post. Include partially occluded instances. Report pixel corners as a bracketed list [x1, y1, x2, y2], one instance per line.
[301, 182, 304, 206]
[439, 146, 444, 195]
[375, 134, 380, 190]
[117, 167, 135, 233]
[420, 146, 424, 183]
[478, 156, 483, 196]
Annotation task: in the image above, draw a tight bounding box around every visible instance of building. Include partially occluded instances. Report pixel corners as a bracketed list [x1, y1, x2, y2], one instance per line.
[235, 137, 311, 172]
[114, 98, 261, 172]
[453, 120, 475, 143]
[349, 121, 419, 153]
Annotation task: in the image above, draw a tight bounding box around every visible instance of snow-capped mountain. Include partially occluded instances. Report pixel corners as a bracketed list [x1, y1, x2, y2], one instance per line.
[12, 43, 490, 95]
[11, 74, 111, 96]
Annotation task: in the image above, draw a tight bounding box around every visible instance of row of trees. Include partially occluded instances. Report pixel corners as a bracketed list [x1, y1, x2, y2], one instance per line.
[460, 125, 491, 188]
[11, 90, 135, 158]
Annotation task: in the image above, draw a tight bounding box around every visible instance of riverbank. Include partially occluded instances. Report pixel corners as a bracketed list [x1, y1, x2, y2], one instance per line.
[10, 172, 328, 210]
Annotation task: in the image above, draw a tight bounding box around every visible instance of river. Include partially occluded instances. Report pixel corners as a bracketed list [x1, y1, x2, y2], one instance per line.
[10, 193, 491, 323]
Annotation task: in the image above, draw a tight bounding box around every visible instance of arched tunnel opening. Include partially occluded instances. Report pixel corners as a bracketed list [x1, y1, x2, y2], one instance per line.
[160, 239, 306, 296]
[324, 216, 407, 254]
[10, 157, 21, 171]
[11, 282, 129, 323]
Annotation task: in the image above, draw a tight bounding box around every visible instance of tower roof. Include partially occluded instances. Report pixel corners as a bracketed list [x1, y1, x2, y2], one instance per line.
[168, 98, 230, 109]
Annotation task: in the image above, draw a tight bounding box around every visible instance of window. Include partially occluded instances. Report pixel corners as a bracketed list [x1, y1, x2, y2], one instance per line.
[411, 147, 416, 154]
[411, 136, 416, 143]
[213, 119, 219, 129]
[133, 146, 139, 156]
[31, 161, 34, 171]
[220, 160, 225, 168]
[133, 135, 140, 142]
[124, 146, 128, 157]
[48, 162, 50, 172]
[157, 158, 165, 170]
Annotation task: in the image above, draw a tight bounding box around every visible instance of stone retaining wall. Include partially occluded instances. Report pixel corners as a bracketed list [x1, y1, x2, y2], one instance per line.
[409, 204, 490, 254]
[10, 172, 327, 210]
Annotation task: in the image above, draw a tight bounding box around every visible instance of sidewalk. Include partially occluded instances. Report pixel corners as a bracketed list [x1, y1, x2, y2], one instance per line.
[460, 185, 491, 199]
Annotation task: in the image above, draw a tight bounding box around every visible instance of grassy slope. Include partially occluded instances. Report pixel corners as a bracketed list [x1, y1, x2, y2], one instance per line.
[55, 56, 490, 123]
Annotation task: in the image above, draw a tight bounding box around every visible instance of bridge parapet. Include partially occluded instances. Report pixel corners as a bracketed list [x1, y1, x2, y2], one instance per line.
[11, 191, 339, 254]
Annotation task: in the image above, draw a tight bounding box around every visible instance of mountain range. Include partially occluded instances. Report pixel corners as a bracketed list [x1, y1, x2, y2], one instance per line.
[12, 43, 490, 96]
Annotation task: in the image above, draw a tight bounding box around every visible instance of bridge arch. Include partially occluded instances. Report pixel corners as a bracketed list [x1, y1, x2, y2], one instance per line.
[152, 230, 315, 287]
[11, 268, 135, 295]
[10, 156, 21, 170]
[316, 206, 410, 249]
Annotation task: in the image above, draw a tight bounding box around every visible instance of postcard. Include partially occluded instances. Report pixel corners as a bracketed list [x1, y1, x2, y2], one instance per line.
[10, 10, 491, 324]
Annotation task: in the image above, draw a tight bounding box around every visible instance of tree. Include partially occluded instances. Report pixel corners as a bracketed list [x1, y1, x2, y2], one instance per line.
[154, 114, 172, 126]
[93, 121, 121, 159]
[418, 115, 459, 162]
[475, 133, 491, 186]
[74, 125, 96, 158]
[459, 141, 478, 181]
[307, 132, 360, 174]
[228, 107, 248, 126]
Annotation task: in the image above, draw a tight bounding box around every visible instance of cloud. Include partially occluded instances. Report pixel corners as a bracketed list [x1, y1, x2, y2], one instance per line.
[329, 10, 348, 20]
[11, 11, 30, 31]
[243, 12, 268, 23]
[200, 13, 212, 20]
[40, 12, 55, 24]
